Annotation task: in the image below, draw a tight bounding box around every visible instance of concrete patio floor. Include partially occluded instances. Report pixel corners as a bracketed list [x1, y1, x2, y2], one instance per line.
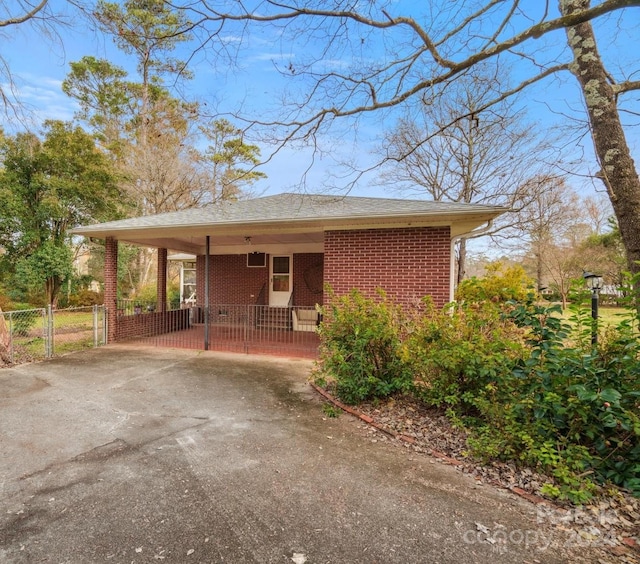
[0, 346, 601, 563]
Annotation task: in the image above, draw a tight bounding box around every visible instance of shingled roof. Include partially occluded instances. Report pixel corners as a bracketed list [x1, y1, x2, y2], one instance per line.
[73, 192, 506, 254]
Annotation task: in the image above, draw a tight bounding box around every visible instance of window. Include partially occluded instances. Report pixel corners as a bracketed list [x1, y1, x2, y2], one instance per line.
[181, 261, 196, 303]
[247, 252, 266, 267]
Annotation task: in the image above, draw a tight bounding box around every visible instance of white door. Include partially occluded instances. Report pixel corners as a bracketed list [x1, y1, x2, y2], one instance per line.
[269, 255, 292, 307]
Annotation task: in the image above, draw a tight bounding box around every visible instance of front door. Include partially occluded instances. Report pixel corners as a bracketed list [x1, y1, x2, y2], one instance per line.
[269, 255, 292, 307]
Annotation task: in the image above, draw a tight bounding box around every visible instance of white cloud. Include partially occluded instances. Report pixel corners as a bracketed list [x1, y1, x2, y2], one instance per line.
[1, 73, 78, 131]
[250, 52, 295, 62]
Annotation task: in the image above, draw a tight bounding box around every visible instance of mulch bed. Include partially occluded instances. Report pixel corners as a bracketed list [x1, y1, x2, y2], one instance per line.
[311, 384, 640, 562]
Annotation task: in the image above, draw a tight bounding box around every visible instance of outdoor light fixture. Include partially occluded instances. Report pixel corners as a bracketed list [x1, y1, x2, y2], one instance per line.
[244, 236, 252, 245]
[583, 271, 603, 345]
[583, 272, 603, 292]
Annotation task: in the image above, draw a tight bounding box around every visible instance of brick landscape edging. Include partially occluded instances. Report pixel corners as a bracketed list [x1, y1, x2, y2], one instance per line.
[310, 382, 549, 500]
[310, 382, 639, 557]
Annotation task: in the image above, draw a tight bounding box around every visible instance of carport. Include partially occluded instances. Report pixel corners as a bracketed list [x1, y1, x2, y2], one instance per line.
[72, 193, 505, 357]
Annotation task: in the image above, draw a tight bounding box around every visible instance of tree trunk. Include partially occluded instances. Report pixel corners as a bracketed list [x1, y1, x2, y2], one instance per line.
[561, 0, 640, 282]
[46, 276, 62, 307]
[0, 307, 11, 365]
[536, 249, 544, 291]
[456, 238, 467, 285]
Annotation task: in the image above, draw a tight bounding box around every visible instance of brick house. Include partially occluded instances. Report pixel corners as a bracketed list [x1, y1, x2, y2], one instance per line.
[74, 193, 505, 356]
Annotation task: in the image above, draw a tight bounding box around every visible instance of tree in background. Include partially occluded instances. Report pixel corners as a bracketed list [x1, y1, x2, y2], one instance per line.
[512, 176, 584, 291]
[63, 53, 267, 291]
[0, 121, 121, 305]
[581, 218, 627, 295]
[0, 0, 60, 117]
[201, 119, 267, 202]
[93, 0, 193, 146]
[515, 184, 618, 307]
[379, 70, 556, 283]
[62, 56, 132, 159]
[178, 1, 640, 280]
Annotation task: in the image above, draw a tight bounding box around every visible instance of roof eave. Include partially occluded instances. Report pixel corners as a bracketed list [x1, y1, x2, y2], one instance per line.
[72, 208, 507, 240]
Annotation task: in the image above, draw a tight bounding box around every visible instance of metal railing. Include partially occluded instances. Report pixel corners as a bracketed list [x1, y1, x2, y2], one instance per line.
[126, 304, 321, 358]
[0, 305, 106, 368]
[116, 298, 182, 316]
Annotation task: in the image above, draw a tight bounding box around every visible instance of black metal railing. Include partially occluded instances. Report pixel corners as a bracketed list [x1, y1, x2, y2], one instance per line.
[121, 304, 321, 358]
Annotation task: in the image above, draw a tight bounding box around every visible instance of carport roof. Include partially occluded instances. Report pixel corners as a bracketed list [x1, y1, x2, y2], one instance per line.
[73, 192, 507, 255]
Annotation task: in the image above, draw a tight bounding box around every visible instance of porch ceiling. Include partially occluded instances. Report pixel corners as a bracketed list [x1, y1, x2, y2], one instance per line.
[73, 193, 507, 255]
[124, 229, 326, 256]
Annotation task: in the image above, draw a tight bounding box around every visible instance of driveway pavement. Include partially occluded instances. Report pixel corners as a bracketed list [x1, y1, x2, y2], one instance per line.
[0, 346, 600, 563]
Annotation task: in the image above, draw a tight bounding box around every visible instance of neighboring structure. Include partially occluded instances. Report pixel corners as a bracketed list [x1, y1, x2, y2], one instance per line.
[73, 193, 505, 351]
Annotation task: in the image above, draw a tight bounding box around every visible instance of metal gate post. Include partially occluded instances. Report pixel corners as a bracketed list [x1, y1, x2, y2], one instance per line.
[46, 305, 54, 358]
[204, 235, 210, 351]
[8, 312, 14, 364]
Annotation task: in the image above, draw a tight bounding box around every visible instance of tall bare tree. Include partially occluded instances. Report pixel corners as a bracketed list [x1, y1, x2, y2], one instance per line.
[174, 0, 640, 278]
[0, 0, 61, 117]
[379, 70, 556, 283]
[507, 176, 583, 290]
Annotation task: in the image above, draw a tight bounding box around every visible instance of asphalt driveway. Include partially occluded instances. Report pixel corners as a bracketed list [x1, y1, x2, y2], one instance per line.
[0, 346, 598, 563]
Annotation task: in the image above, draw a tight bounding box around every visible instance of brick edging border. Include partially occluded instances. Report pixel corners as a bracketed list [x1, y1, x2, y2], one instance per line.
[309, 382, 640, 556]
[310, 381, 555, 504]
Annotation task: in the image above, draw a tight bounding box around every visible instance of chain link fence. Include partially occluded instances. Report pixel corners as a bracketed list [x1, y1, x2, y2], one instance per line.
[0, 305, 106, 368]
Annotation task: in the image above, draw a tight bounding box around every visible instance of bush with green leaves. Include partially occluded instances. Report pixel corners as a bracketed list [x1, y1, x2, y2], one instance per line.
[317, 282, 640, 501]
[501, 301, 640, 499]
[67, 290, 104, 307]
[317, 288, 412, 404]
[406, 300, 525, 415]
[455, 262, 536, 303]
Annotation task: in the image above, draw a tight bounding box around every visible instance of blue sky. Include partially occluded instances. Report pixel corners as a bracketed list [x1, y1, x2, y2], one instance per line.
[1, 0, 639, 202]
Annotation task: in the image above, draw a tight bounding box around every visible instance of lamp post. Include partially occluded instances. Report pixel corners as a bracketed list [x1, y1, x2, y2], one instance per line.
[583, 272, 603, 346]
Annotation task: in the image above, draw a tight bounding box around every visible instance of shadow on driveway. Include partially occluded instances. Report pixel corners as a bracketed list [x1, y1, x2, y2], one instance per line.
[0, 346, 596, 563]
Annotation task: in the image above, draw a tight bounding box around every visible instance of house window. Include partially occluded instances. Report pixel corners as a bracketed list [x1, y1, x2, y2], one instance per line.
[181, 261, 196, 304]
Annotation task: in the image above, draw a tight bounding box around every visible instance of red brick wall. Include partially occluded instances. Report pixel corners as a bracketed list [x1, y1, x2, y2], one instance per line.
[193, 233, 449, 310]
[293, 253, 324, 306]
[324, 227, 451, 308]
[104, 237, 118, 343]
[197, 254, 269, 306]
[195, 252, 324, 307]
[116, 309, 190, 340]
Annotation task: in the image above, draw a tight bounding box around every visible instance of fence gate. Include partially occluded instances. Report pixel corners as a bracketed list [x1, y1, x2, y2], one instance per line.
[0, 305, 106, 368]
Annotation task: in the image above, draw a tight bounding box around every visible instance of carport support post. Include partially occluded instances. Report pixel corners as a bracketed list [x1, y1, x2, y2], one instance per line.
[157, 248, 167, 313]
[104, 237, 118, 343]
[204, 235, 210, 350]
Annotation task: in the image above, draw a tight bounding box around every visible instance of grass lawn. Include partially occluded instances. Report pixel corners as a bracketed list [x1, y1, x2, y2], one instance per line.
[549, 303, 637, 332]
[52, 310, 95, 329]
[596, 306, 636, 326]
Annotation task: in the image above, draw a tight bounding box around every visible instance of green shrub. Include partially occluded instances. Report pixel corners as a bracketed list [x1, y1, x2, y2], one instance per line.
[455, 262, 536, 303]
[317, 281, 640, 500]
[410, 297, 639, 499]
[497, 300, 639, 498]
[407, 300, 525, 415]
[68, 289, 104, 307]
[318, 288, 412, 404]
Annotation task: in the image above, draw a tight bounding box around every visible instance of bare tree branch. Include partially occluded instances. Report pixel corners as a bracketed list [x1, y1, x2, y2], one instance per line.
[612, 80, 640, 93]
[0, 0, 48, 28]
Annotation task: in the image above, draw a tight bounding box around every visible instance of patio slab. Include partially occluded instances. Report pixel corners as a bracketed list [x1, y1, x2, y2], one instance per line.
[0, 346, 598, 563]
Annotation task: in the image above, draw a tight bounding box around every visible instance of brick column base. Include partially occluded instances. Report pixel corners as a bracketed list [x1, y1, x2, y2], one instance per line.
[104, 237, 118, 342]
